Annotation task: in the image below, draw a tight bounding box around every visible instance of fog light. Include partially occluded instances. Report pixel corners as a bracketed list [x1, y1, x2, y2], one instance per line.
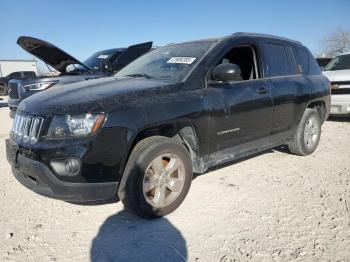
[50, 158, 81, 176]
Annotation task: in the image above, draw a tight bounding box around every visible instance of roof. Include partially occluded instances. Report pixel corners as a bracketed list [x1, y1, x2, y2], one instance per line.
[98, 48, 127, 53]
[166, 32, 303, 47]
[166, 37, 222, 46]
[231, 32, 302, 45]
[337, 52, 350, 56]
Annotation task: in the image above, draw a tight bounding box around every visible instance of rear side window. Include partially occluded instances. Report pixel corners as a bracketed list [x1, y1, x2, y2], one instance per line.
[263, 44, 291, 77]
[308, 54, 322, 75]
[292, 47, 309, 74]
[285, 47, 298, 75]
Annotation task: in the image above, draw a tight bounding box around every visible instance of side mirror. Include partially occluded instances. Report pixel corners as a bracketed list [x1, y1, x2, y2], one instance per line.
[212, 63, 242, 82]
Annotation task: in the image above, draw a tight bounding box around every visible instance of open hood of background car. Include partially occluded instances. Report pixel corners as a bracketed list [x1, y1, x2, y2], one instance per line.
[17, 36, 93, 74]
[111, 41, 153, 71]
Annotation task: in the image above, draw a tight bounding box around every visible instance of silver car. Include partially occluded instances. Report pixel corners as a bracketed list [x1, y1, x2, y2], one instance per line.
[323, 52, 350, 115]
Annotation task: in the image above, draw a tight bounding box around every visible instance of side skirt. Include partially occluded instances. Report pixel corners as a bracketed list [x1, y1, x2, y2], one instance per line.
[194, 129, 294, 174]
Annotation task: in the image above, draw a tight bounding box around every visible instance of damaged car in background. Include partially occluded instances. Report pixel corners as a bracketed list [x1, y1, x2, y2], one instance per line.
[6, 33, 330, 219]
[8, 36, 153, 117]
[322, 52, 350, 115]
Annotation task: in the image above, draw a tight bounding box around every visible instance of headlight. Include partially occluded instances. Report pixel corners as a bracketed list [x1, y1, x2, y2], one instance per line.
[47, 113, 106, 138]
[24, 81, 58, 91]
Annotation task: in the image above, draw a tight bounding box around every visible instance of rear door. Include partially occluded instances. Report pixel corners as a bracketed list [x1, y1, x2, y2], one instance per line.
[260, 41, 309, 137]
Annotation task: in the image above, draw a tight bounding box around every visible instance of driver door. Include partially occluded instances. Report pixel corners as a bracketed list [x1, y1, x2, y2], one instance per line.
[207, 41, 273, 153]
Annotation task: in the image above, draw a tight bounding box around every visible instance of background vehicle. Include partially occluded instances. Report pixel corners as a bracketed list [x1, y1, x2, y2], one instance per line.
[6, 33, 330, 219]
[316, 57, 332, 70]
[322, 52, 350, 115]
[8, 36, 153, 117]
[0, 71, 36, 95]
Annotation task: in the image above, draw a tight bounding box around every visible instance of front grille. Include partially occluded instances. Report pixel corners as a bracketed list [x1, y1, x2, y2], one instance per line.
[11, 114, 44, 144]
[331, 81, 350, 86]
[331, 88, 350, 95]
[8, 82, 20, 99]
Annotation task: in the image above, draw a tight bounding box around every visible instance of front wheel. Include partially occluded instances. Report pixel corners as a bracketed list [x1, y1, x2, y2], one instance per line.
[119, 136, 193, 219]
[288, 108, 321, 156]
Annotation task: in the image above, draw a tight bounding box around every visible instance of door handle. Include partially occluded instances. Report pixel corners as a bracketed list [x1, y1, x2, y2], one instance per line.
[257, 87, 269, 94]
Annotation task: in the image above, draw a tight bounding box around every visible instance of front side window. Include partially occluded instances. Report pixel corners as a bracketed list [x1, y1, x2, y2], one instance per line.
[323, 54, 350, 71]
[212, 45, 259, 81]
[115, 42, 215, 82]
[263, 44, 291, 77]
[7, 72, 21, 79]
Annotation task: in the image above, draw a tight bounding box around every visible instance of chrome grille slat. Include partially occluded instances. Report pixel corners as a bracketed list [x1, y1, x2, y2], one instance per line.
[18, 116, 25, 136]
[15, 115, 22, 134]
[10, 114, 44, 144]
[12, 114, 19, 134]
[23, 117, 33, 143]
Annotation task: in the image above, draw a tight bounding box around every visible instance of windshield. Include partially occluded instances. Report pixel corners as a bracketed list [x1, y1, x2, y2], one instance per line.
[323, 54, 350, 71]
[114, 42, 215, 81]
[83, 49, 123, 71]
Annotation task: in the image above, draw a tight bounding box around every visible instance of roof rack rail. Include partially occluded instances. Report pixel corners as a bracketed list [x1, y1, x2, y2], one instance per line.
[231, 32, 302, 45]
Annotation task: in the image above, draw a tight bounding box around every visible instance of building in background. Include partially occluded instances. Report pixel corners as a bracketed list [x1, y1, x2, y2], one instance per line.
[0, 59, 37, 77]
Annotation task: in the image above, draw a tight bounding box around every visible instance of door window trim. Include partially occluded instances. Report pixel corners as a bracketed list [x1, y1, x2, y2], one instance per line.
[205, 43, 264, 86]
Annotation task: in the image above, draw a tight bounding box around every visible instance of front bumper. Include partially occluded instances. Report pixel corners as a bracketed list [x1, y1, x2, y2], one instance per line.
[6, 139, 119, 202]
[330, 94, 350, 115]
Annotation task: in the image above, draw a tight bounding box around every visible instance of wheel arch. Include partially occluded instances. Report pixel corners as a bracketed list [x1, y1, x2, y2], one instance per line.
[306, 100, 327, 123]
[119, 123, 200, 177]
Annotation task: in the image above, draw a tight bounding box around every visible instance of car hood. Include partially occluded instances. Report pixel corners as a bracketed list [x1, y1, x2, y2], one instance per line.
[18, 73, 102, 87]
[17, 36, 92, 74]
[322, 69, 350, 82]
[18, 77, 182, 115]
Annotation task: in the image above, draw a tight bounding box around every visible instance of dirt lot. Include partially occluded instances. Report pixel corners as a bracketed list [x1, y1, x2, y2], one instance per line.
[0, 106, 349, 262]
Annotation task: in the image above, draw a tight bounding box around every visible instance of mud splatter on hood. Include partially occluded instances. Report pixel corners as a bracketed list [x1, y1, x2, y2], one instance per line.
[18, 77, 182, 115]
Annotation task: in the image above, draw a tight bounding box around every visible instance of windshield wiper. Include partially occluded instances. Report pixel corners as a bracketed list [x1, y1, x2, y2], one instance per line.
[124, 73, 153, 79]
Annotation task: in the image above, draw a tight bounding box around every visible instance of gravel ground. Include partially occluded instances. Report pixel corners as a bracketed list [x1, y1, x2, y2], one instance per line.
[0, 107, 349, 262]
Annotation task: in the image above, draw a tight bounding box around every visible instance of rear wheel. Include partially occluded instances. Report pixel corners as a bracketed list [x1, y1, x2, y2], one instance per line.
[119, 136, 193, 219]
[288, 108, 321, 155]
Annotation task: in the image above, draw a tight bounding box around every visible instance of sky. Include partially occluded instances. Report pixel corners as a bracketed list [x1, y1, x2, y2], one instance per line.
[1, 0, 349, 61]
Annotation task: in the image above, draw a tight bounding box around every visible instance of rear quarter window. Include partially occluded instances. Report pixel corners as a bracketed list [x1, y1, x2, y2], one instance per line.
[262, 44, 291, 77]
[292, 47, 309, 74]
[308, 54, 322, 75]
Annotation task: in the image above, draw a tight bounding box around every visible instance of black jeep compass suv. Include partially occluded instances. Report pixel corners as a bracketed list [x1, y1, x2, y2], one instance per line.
[6, 33, 330, 219]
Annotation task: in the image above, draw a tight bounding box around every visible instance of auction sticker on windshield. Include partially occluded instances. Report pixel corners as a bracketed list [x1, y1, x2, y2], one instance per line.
[98, 55, 109, 59]
[167, 57, 196, 64]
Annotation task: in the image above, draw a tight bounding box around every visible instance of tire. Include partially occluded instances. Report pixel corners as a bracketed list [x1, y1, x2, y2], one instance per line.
[288, 108, 321, 156]
[118, 136, 193, 219]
